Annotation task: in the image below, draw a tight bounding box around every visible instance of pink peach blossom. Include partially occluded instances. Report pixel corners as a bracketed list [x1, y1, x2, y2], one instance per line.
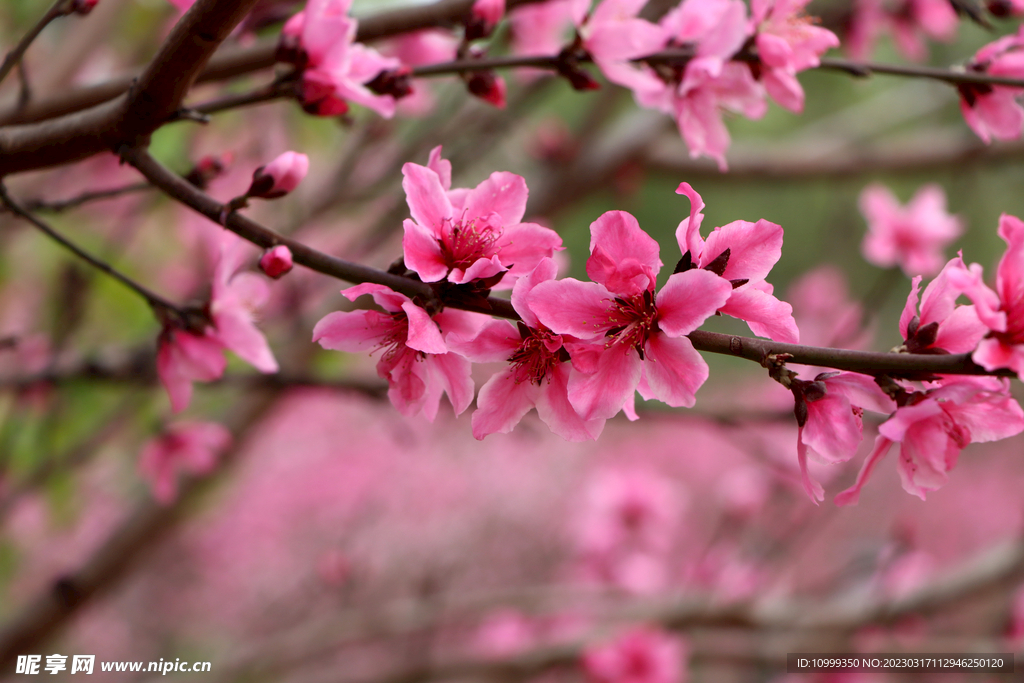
[447, 259, 604, 441]
[510, 1, 576, 69]
[953, 214, 1024, 376]
[157, 329, 226, 414]
[576, 0, 668, 97]
[897, 255, 985, 354]
[583, 627, 687, 683]
[958, 27, 1024, 144]
[312, 283, 478, 420]
[139, 422, 231, 504]
[859, 184, 963, 277]
[836, 376, 1024, 504]
[401, 149, 562, 286]
[847, 0, 958, 62]
[750, 0, 840, 112]
[285, 0, 403, 118]
[675, 182, 799, 342]
[246, 152, 309, 199]
[530, 209, 732, 420]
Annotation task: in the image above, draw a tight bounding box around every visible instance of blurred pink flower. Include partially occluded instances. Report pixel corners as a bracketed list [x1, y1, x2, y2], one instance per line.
[750, 0, 839, 112]
[847, 0, 957, 62]
[157, 329, 226, 414]
[472, 0, 506, 30]
[859, 183, 963, 277]
[531, 210, 732, 420]
[676, 182, 799, 342]
[312, 283, 478, 420]
[583, 627, 687, 683]
[401, 149, 562, 286]
[139, 422, 231, 504]
[959, 27, 1024, 143]
[474, 610, 535, 657]
[510, 0, 577, 77]
[577, 0, 668, 96]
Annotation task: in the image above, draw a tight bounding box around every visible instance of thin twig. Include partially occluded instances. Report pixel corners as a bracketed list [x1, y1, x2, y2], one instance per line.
[0, 182, 182, 316]
[23, 181, 152, 212]
[0, 0, 72, 88]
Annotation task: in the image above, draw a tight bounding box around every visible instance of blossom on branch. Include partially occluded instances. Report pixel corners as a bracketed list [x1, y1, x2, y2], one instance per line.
[897, 255, 986, 354]
[312, 283, 478, 420]
[953, 214, 1024, 376]
[835, 376, 1024, 504]
[448, 259, 604, 441]
[675, 182, 799, 342]
[860, 183, 963, 277]
[958, 27, 1024, 144]
[401, 147, 562, 287]
[245, 152, 309, 200]
[846, 0, 958, 62]
[583, 626, 688, 683]
[280, 0, 404, 118]
[530, 209, 732, 420]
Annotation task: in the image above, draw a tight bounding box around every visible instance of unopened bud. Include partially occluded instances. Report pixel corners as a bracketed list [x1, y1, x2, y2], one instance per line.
[259, 245, 294, 279]
[185, 152, 233, 190]
[466, 71, 507, 108]
[72, 0, 99, 13]
[367, 67, 414, 100]
[246, 151, 309, 199]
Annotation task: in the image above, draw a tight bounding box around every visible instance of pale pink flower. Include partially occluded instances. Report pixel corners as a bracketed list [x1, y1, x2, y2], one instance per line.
[510, 1, 576, 71]
[860, 184, 963, 277]
[795, 371, 895, 503]
[530, 210, 732, 420]
[897, 255, 986, 354]
[259, 245, 294, 279]
[474, 610, 535, 657]
[286, 0, 403, 118]
[139, 422, 231, 504]
[953, 214, 1024, 376]
[750, 0, 839, 112]
[157, 238, 278, 413]
[959, 27, 1024, 144]
[583, 627, 687, 683]
[576, 0, 669, 96]
[447, 259, 604, 441]
[786, 266, 870, 348]
[380, 30, 458, 116]
[312, 283, 478, 420]
[401, 149, 562, 286]
[157, 329, 226, 414]
[246, 152, 309, 199]
[675, 182, 799, 342]
[847, 0, 958, 62]
[836, 376, 1024, 504]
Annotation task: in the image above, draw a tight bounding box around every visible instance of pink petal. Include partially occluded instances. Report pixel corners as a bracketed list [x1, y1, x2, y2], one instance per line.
[899, 275, 922, 340]
[719, 283, 800, 342]
[674, 181, 706, 259]
[471, 368, 539, 439]
[802, 394, 862, 463]
[497, 223, 563, 278]
[464, 171, 529, 226]
[641, 333, 709, 408]
[427, 146, 452, 191]
[511, 257, 559, 326]
[700, 218, 783, 281]
[586, 210, 662, 294]
[402, 162, 453, 230]
[762, 67, 804, 113]
[530, 278, 616, 339]
[312, 310, 386, 351]
[535, 362, 604, 441]
[757, 32, 793, 69]
[657, 269, 732, 337]
[401, 301, 446, 354]
[824, 373, 895, 415]
[796, 430, 824, 504]
[429, 351, 475, 416]
[212, 309, 278, 373]
[833, 435, 893, 506]
[447, 320, 520, 362]
[567, 346, 643, 420]
[450, 254, 506, 285]
[402, 218, 449, 283]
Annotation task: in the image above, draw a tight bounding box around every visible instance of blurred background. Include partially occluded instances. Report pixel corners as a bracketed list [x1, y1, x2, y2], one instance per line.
[1, 0, 1024, 680]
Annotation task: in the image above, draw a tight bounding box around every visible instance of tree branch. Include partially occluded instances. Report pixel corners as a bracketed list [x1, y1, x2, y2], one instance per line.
[0, 0, 73, 88]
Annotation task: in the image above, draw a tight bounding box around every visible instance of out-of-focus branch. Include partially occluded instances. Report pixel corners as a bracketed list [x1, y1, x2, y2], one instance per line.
[0, 0, 74, 88]
[0, 183, 185, 318]
[22, 181, 152, 212]
[0, 390, 281, 672]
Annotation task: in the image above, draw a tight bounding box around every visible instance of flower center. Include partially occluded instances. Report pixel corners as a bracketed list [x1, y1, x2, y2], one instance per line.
[605, 290, 658, 359]
[437, 214, 501, 271]
[372, 312, 423, 374]
[507, 324, 566, 385]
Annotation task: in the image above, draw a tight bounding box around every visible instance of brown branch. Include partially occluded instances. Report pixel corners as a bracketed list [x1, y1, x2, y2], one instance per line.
[22, 181, 152, 212]
[126, 147, 1014, 381]
[0, 182, 184, 316]
[0, 0, 73, 88]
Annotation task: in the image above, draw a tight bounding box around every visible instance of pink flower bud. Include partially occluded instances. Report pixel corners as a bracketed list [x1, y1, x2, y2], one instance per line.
[472, 0, 505, 27]
[260, 245, 294, 279]
[246, 152, 309, 199]
[466, 72, 507, 108]
[72, 0, 99, 13]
